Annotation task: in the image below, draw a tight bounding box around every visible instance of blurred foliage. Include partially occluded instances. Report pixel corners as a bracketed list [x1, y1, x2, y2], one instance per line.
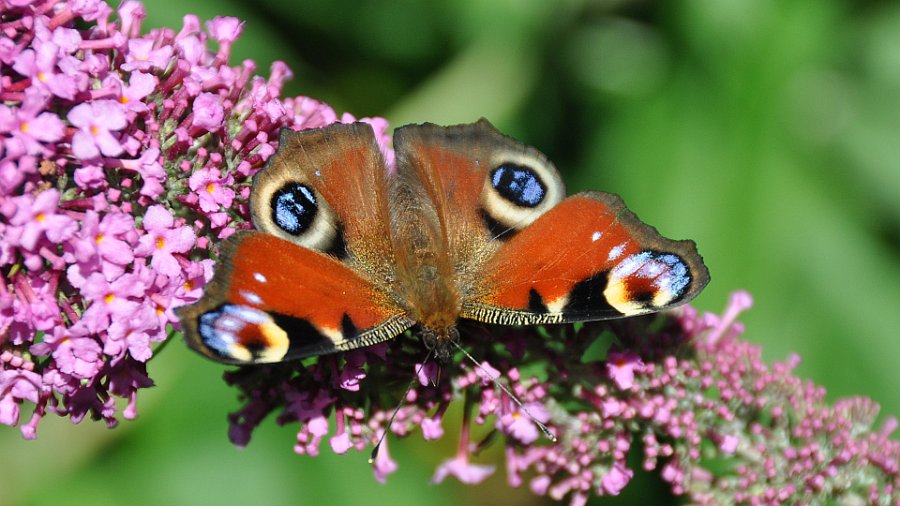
[3, 0, 899, 505]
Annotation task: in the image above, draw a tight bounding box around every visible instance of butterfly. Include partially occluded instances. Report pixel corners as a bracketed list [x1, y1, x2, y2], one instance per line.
[176, 119, 709, 365]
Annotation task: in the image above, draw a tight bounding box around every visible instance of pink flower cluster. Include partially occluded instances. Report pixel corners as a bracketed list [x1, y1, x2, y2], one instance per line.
[0, 0, 387, 437]
[225, 292, 899, 504]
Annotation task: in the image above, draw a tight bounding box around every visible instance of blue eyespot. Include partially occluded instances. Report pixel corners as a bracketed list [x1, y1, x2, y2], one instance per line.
[490, 163, 546, 208]
[271, 183, 317, 235]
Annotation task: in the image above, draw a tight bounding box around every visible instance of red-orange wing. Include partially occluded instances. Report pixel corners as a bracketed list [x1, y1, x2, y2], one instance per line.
[176, 232, 413, 364]
[462, 192, 709, 325]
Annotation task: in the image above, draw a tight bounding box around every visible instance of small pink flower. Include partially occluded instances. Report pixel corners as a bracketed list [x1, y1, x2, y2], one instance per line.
[206, 16, 244, 46]
[188, 167, 235, 212]
[33, 21, 81, 54]
[600, 463, 633, 495]
[135, 206, 196, 277]
[68, 100, 128, 159]
[530, 475, 552, 495]
[0, 159, 31, 195]
[607, 351, 643, 390]
[432, 454, 496, 485]
[416, 361, 439, 386]
[705, 290, 754, 346]
[12, 45, 79, 99]
[601, 398, 623, 417]
[359, 116, 395, 168]
[421, 417, 444, 440]
[15, 274, 61, 332]
[71, 210, 136, 268]
[0, 370, 42, 427]
[307, 416, 328, 438]
[129, 147, 166, 198]
[117, 72, 157, 113]
[106, 306, 158, 362]
[167, 259, 212, 307]
[0, 90, 65, 157]
[372, 436, 399, 484]
[7, 189, 76, 251]
[475, 361, 501, 384]
[503, 402, 549, 445]
[338, 365, 365, 392]
[46, 326, 104, 380]
[329, 432, 352, 454]
[121, 38, 173, 71]
[117, 1, 147, 38]
[73, 164, 106, 189]
[719, 434, 739, 454]
[77, 272, 144, 331]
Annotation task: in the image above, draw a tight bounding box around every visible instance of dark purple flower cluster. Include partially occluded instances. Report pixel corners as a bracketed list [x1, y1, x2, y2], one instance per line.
[0, 0, 388, 438]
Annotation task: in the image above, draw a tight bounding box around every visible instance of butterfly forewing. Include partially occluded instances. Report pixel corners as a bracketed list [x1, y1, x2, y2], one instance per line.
[177, 232, 413, 364]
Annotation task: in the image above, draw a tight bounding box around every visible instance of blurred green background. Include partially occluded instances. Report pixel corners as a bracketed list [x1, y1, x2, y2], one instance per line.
[3, 0, 899, 504]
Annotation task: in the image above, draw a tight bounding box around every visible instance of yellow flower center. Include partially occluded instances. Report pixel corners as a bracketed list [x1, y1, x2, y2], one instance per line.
[90, 125, 99, 136]
[37, 72, 47, 82]
[155, 236, 166, 249]
[205, 182, 216, 194]
[35, 213, 45, 223]
[120, 96, 129, 104]
[95, 233, 104, 245]
[20, 122, 28, 133]
[104, 293, 115, 304]
[183, 280, 195, 291]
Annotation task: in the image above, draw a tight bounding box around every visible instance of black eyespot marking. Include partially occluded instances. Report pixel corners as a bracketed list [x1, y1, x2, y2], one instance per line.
[631, 291, 654, 305]
[479, 208, 517, 240]
[528, 288, 548, 313]
[341, 313, 358, 340]
[271, 312, 334, 355]
[325, 222, 348, 259]
[271, 182, 317, 235]
[563, 271, 624, 319]
[490, 163, 546, 208]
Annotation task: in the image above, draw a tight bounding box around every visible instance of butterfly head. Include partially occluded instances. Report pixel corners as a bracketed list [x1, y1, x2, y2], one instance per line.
[420, 323, 460, 363]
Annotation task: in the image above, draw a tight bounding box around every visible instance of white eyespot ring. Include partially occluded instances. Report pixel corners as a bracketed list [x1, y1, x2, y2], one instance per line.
[251, 177, 340, 252]
[480, 149, 564, 231]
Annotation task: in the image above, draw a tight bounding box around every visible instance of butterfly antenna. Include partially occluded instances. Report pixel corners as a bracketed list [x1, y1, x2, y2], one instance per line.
[369, 349, 435, 463]
[452, 341, 557, 442]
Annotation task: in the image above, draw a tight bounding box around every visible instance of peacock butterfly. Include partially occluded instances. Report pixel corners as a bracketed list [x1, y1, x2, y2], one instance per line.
[176, 119, 709, 365]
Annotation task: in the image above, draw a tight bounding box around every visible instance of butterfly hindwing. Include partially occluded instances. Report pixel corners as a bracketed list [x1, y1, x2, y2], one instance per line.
[176, 232, 413, 364]
[251, 123, 396, 281]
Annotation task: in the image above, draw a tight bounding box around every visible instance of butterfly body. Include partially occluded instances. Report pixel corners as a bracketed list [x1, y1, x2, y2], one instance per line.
[176, 120, 709, 365]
